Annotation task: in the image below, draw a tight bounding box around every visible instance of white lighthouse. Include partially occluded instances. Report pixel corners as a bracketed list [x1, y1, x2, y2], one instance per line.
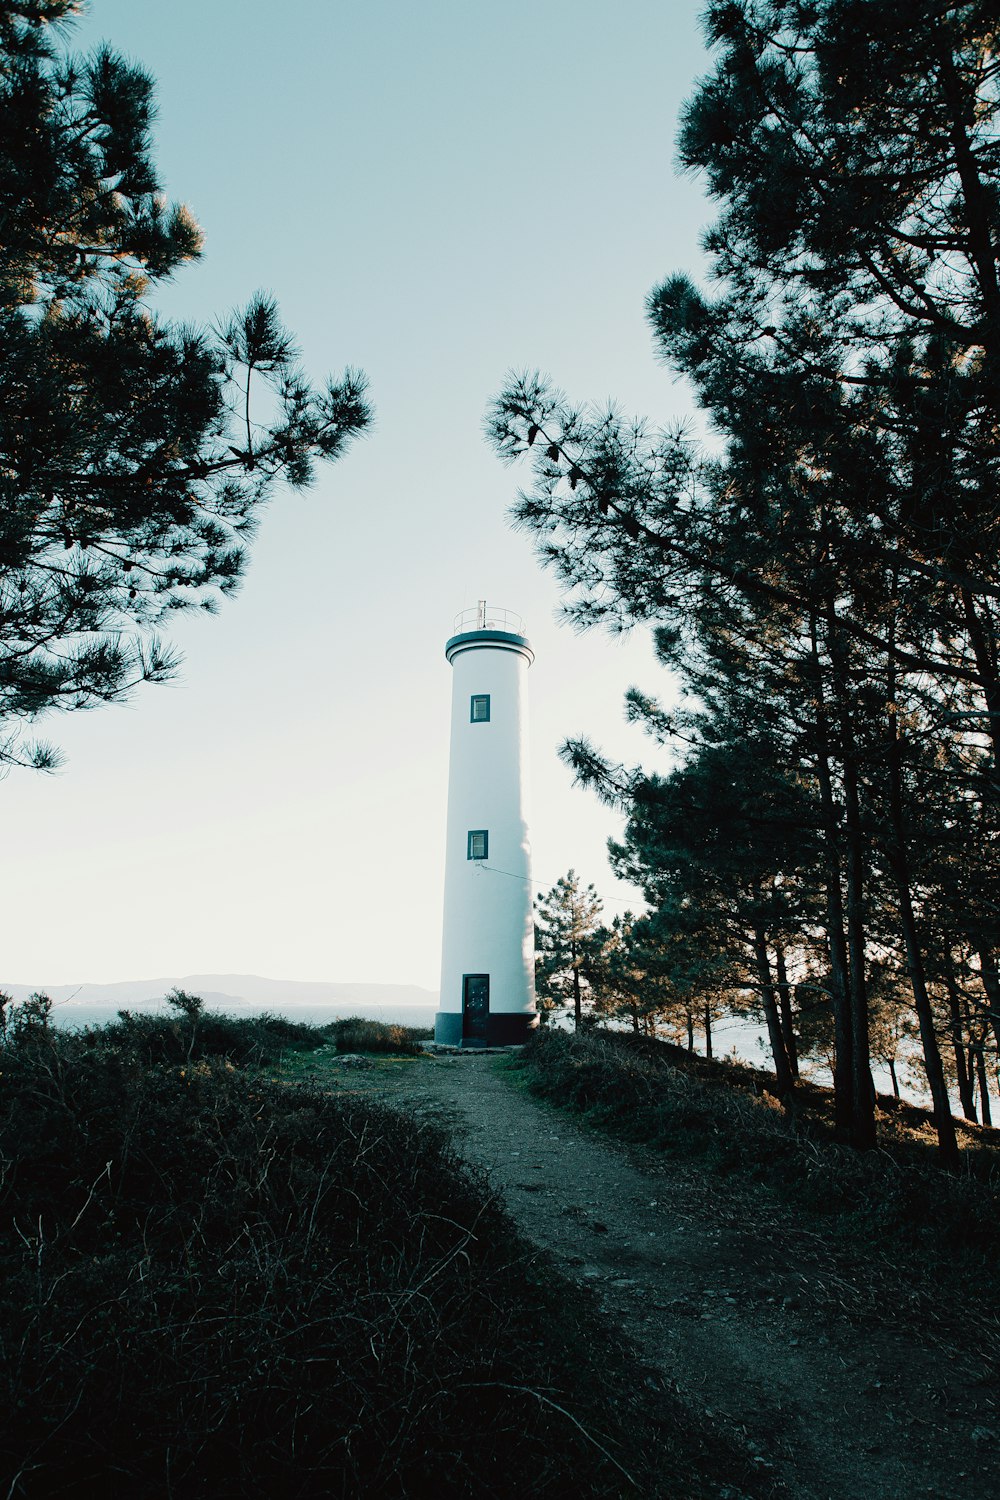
[435, 602, 538, 1047]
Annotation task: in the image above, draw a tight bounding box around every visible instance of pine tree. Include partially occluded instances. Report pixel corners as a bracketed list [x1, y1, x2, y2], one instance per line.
[485, 1, 1000, 1163]
[589, 912, 680, 1037]
[534, 871, 604, 1030]
[0, 3, 371, 767]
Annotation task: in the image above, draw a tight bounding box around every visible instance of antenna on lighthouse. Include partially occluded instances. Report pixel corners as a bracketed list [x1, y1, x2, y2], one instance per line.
[436, 604, 537, 1047]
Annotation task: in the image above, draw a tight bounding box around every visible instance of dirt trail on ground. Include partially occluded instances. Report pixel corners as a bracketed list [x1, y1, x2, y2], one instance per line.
[328, 1052, 996, 1500]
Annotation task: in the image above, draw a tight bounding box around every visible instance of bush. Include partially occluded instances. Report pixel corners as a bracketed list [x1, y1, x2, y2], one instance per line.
[0, 1022, 697, 1499]
[516, 1027, 797, 1173]
[89, 1000, 431, 1068]
[326, 1016, 430, 1056]
[93, 996, 332, 1068]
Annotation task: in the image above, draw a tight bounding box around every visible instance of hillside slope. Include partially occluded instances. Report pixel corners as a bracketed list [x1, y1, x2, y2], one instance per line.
[317, 1039, 1000, 1500]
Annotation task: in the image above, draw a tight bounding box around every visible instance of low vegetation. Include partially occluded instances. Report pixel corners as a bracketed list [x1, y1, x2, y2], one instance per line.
[325, 1015, 430, 1056]
[70, 992, 430, 1069]
[0, 998, 761, 1498]
[515, 1028, 1000, 1364]
[87, 991, 331, 1067]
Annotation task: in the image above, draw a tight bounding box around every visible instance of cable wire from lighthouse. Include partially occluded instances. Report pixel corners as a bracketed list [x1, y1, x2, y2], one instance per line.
[474, 861, 642, 909]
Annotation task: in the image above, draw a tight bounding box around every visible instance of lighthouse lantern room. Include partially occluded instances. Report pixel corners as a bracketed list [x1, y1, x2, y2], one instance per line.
[436, 603, 538, 1047]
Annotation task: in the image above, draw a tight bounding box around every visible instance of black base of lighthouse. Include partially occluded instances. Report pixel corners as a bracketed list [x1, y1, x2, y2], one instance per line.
[434, 1011, 538, 1047]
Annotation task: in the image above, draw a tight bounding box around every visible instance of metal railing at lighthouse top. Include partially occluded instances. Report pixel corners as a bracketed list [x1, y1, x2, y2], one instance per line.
[452, 602, 526, 636]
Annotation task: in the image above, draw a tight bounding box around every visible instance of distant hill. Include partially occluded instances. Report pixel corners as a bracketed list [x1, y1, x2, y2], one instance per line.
[0, 974, 438, 1009]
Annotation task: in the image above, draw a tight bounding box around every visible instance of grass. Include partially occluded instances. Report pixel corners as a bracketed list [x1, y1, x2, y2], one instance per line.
[0, 1001, 776, 1499]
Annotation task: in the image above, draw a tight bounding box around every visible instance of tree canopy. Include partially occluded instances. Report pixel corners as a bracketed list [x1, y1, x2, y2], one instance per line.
[0, 1, 371, 767]
[534, 870, 604, 1030]
[489, 0, 1000, 1164]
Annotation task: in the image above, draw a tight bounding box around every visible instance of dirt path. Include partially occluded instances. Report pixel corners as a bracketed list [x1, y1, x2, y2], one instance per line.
[323, 1052, 997, 1500]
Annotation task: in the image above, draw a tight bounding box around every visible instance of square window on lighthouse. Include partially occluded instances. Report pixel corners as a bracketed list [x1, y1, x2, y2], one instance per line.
[467, 829, 488, 860]
[470, 694, 490, 722]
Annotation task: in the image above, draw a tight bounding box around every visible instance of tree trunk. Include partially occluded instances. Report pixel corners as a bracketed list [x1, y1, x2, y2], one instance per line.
[841, 749, 876, 1149]
[978, 946, 1000, 1056]
[752, 926, 796, 1103]
[936, 35, 1000, 357]
[886, 678, 961, 1166]
[959, 589, 1000, 806]
[571, 938, 582, 1031]
[895, 882, 958, 1164]
[775, 943, 799, 1080]
[686, 1006, 694, 1053]
[975, 1046, 993, 1127]
[888, 1059, 901, 1100]
[822, 597, 876, 1149]
[704, 1002, 713, 1060]
[964, 989, 994, 1127]
[944, 951, 977, 1122]
[809, 613, 855, 1135]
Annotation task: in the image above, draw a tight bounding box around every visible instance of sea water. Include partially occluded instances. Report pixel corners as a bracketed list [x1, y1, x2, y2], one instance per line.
[47, 1000, 437, 1033]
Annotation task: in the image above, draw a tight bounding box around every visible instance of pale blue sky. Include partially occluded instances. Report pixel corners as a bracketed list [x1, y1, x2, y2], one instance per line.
[3, 0, 714, 989]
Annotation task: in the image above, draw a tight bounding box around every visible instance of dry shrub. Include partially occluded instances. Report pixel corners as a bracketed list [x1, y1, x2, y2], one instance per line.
[95, 1002, 331, 1068]
[326, 1017, 430, 1055]
[0, 1021, 705, 1499]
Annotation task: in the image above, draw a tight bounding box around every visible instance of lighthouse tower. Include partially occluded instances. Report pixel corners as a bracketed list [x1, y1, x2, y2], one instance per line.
[435, 602, 538, 1047]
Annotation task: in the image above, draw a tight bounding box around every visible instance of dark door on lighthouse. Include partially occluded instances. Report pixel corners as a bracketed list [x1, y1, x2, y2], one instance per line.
[462, 974, 489, 1042]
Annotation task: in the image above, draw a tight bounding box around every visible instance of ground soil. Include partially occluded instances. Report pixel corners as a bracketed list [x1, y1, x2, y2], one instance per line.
[301, 1049, 998, 1500]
